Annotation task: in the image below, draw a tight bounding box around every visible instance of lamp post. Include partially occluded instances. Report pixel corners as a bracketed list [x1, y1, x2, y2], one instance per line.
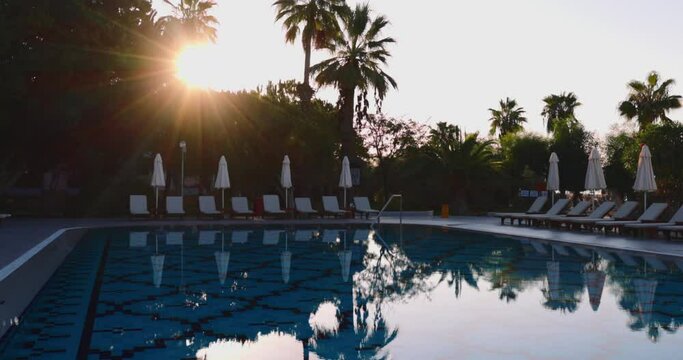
[179, 141, 187, 197]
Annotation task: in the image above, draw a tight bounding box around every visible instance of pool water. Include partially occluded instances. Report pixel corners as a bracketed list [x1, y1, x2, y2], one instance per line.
[1, 225, 683, 359]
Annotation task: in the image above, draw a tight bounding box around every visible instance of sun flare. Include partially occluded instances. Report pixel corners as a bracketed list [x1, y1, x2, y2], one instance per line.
[175, 44, 225, 90]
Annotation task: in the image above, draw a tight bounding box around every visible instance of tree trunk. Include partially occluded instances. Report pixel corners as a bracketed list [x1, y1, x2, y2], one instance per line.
[339, 86, 356, 161]
[299, 36, 314, 105]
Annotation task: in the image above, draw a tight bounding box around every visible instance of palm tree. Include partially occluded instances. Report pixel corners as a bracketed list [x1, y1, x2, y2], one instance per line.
[618, 71, 682, 129]
[273, 0, 347, 102]
[311, 4, 397, 161]
[488, 98, 527, 138]
[425, 122, 498, 213]
[160, 0, 219, 44]
[541, 92, 581, 133]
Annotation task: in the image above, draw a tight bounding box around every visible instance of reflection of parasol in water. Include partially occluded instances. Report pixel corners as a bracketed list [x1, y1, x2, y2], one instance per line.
[582, 250, 606, 311]
[215, 232, 230, 285]
[281, 231, 292, 284]
[583, 260, 606, 311]
[150, 233, 165, 288]
[546, 261, 561, 302]
[633, 278, 657, 326]
[338, 231, 352, 282]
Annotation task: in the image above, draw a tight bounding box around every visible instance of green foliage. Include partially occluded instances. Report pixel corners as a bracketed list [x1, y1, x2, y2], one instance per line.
[549, 121, 596, 193]
[637, 123, 683, 202]
[311, 3, 397, 160]
[541, 92, 581, 133]
[618, 71, 682, 129]
[499, 132, 550, 188]
[273, 0, 347, 91]
[604, 128, 638, 199]
[160, 0, 219, 44]
[488, 97, 526, 138]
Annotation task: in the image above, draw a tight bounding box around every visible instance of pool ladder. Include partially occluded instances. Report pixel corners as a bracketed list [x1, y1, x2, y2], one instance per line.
[370, 194, 403, 255]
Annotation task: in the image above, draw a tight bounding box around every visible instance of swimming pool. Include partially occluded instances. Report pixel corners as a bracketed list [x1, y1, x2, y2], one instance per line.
[1, 224, 682, 359]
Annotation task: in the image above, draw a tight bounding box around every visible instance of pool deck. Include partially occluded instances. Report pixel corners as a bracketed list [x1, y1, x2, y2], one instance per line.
[1, 215, 683, 273]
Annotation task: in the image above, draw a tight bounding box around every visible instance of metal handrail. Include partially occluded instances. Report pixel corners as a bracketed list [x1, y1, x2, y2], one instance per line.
[374, 194, 403, 226]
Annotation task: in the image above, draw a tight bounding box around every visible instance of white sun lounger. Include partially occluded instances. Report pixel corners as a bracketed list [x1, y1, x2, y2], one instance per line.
[322, 229, 343, 243]
[231, 230, 251, 244]
[295, 197, 318, 217]
[129, 195, 151, 217]
[595, 203, 668, 233]
[571, 246, 592, 258]
[354, 197, 379, 219]
[166, 196, 185, 217]
[295, 230, 314, 242]
[530, 241, 548, 255]
[623, 205, 683, 237]
[166, 231, 184, 246]
[199, 196, 222, 218]
[563, 201, 636, 230]
[231, 197, 254, 218]
[322, 196, 346, 217]
[129, 232, 148, 248]
[616, 252, 639, 267]
[491, 196, 548, 225]
[515, 199, 571, 226]
[263, 195, 286, 217]
[198, 230, 220, 245]
[644, 256, 668, 271]
[263, 230, 282, 245]
[529, 200, 592, 226]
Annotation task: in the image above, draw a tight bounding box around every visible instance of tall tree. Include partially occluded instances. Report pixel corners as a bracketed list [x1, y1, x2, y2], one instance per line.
[160, 0, 218, 45]
[273, 0, 347, 103]
[311, 3, 397, 163]
[425, 122, 498, 214]
[618, 71, 681, 129]
[488, 98, 526, 138]
[541, 92, 581, 133]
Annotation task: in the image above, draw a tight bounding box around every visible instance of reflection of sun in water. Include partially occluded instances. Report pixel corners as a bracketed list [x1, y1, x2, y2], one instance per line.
[175, 44, 225, 90]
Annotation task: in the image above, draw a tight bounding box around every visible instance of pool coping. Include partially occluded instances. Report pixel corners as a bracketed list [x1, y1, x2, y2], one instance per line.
[3, 217, 683, 285]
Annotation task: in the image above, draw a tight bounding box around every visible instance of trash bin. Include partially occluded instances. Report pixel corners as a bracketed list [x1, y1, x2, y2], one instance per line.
[440, 204, 449, 218]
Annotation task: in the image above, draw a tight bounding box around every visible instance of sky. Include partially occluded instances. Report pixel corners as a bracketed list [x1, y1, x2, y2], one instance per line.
[154, 0, 683, 136]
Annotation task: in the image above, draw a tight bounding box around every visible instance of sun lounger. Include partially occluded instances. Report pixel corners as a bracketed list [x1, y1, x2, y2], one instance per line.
[129, 195, 151, 217]
[199, 196, 222, 218]
[571, 246, 592, 258]
[491, 196, 548, 225]
[644, 256, 668, 271]
[263, 230, 282, 245]
[623, 205, 683, 237]
[166, 231, 184, 246]
[322, 196, 347, 217]
[595, 249, 616, 262]
[563, 201, 636, 231]
[198, 230, 220, 245]
[263, 195, 286, 217]
[528, 200, 591, 226]
[615, 252, 639, 267]
[295, 230, 314, 242]
[322, 229, 343, 243]
[514, 199, 571, 226]
[231, 230, 251, 244]
[166, 196, 185, 217]
[354, 197, 379, 219]
[595, 203, 668, 234]
[231, 197, 254, 218]
[295, 197, 319, 217]
[129, 232, 148, 248]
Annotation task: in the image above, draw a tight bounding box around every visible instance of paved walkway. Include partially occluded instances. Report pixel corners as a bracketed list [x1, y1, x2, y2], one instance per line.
[381, 216, 683, 258]
[2, 215, 683, 275]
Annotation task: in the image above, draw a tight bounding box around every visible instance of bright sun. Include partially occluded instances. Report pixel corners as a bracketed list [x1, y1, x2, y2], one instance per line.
[175, 44, 225, 90]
